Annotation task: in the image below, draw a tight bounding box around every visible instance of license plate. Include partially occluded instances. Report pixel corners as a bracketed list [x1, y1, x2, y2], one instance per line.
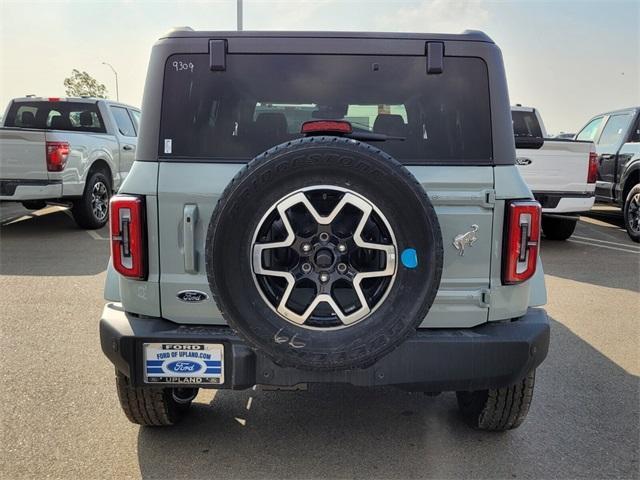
[143, 342, 224, 385]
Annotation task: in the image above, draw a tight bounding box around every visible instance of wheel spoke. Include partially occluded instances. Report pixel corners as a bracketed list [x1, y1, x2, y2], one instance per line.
[252, 198, 297, 275]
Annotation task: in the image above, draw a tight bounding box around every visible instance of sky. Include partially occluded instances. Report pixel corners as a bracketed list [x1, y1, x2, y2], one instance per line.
[0, 0, 638, 134]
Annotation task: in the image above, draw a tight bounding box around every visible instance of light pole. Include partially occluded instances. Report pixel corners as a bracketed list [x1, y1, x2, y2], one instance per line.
[102, 62, 119, 102]
[237, 0, 243, 31]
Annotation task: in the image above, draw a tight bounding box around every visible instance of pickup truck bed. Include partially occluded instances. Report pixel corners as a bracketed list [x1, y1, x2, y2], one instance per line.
[517, 138, 595, 212]
[512, 106, 596, 240]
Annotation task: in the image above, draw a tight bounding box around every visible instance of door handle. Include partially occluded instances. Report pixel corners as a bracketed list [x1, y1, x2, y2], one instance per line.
[122, 145, 134, 151]
[600, 154, 614, 160]
[183, 204, 198, 273]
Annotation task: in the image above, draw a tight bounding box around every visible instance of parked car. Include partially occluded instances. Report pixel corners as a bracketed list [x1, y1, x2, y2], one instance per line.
[0, 97, 141, 228]
[511, 106, 597, 240]
[100, 29, 550, 431]
[575, 107, 640, 242]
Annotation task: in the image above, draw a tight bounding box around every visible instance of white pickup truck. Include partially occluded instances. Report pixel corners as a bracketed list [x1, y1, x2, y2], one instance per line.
[0, 97, 140, 228]
[512, 105, 597, 240]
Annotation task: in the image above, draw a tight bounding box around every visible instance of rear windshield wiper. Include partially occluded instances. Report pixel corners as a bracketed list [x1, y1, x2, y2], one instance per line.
[346, 131, 405, 142]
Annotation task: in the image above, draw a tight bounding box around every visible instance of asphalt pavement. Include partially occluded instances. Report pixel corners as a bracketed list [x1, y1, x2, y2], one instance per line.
[0, 203, 638, 479]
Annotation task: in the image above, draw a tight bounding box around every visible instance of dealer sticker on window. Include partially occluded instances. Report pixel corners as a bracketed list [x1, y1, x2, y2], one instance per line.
[143, 343, 224, 385]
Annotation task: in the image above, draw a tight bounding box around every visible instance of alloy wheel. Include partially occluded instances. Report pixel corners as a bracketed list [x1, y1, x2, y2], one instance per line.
[251, 186, 397, 330]
[91, 181, 109, 221]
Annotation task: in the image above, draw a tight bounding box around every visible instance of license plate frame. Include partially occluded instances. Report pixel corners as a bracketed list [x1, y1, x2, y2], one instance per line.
[143, 342, 224, 385]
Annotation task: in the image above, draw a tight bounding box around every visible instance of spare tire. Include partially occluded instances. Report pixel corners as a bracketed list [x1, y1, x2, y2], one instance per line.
[206, 136, 443, 371]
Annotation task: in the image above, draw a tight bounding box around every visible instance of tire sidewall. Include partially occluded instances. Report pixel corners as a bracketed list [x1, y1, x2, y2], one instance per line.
[74, 171, 111, 229]
[207, 137, 443, 370]
[623, 184, 640, 242]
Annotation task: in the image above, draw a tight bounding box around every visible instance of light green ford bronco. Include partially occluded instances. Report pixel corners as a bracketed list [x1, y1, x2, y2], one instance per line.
[100, 29, 550, 431]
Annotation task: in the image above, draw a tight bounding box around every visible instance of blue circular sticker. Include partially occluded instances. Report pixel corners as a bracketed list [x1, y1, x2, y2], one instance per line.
[401, 248, 418, 269]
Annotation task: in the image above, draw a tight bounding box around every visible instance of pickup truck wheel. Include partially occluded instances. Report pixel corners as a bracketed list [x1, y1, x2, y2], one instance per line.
[623, 184, 640, 243]
[115, 371, 196, 426]
[71, 171, 111, 229]
[456, 369, 535, 431]
[206, 136, 443, 371]
[541, 215, 577, 240]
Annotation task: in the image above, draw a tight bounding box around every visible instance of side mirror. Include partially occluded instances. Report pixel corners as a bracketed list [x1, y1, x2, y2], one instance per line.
[515, 136, 544, 150]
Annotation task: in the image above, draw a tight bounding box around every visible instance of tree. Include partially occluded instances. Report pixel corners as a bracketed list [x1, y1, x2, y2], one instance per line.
[63, 69, 108, 98]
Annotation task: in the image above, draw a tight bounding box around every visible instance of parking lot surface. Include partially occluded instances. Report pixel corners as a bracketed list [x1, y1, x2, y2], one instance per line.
[0, 204, 638, 479]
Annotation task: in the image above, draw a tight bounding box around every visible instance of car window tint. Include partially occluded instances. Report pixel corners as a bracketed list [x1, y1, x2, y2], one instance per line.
[4, 101, 106, 133]
[628, 116, 640, 143]
[251, 103, 409, 135]
[130, 110, 141, 131]
[111, 106, 136, 137]
[511, 111, 543, 138]
[160, 54, 493, 163]
[576, 116, 604, 142]
[46, 110, 62, 127]
[598, 113, 634, 145]
[12, 105, 38, 127]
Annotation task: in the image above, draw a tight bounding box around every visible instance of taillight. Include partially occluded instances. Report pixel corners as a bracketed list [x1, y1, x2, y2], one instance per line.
[110, 195, 146, 280]
[301, 120, 353, 135]
[503, 200, 541, 285]
[45, 141, 69, 172]
[587, 150, 598, 184]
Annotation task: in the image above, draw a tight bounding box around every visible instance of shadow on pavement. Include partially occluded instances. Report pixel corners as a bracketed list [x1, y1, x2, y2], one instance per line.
[0, 210, 109, 276]
[582, 207, 625, 230]
[136, 318, 639, 479]
[540, 215, 640, 293]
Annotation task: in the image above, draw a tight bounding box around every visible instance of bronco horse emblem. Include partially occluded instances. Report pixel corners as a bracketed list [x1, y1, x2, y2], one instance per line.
[453, 224, 479, 256]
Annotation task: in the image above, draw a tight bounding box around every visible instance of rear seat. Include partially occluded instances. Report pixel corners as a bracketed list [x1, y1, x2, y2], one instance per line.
[373, 114, 407, 137]
[253, 112, 289, 149]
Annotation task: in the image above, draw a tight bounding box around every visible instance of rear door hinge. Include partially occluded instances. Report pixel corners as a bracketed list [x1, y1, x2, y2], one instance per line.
[426, 42, 444, 74]
[209, 39, 227, 71]
[482, 189, 496, 208]
[479, 289, 491, 308]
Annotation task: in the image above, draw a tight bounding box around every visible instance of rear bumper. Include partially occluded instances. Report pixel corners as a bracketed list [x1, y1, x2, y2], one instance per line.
[100, 303, 550, 392]
[533, 191, 595, 213]
[0, 179, 62, 200]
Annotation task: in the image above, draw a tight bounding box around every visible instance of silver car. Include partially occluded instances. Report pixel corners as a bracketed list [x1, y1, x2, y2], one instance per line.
[0, 97, 140, 228]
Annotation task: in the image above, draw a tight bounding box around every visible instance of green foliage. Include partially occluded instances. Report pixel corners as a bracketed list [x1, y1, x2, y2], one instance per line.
[63, 69, 108, 98]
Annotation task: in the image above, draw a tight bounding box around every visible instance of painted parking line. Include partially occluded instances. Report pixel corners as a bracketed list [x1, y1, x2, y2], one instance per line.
[59, 209, 108, 240]
[572, 235, 640, 250]
[86, 230, 109, 241]
[567, 238, 640, 254]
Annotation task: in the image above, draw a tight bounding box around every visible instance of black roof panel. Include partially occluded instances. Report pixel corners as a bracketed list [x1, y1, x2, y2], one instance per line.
[160, 29, 494, 43]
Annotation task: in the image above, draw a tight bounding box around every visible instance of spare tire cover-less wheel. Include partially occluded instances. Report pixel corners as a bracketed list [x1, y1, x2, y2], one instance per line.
[206, 136, 443, 371]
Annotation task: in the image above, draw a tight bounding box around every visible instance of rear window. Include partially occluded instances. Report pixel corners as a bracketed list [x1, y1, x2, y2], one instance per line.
[512, 110, 543, 138]
[4, 101, 106, 133]
[160, 54, 492, 163]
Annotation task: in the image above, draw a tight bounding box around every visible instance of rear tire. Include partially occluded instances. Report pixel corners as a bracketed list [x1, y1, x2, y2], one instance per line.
[115, 371, 197, 426]
[456, 370, 536, 431]
[623, 184, 640, 243]
[541, 215, 577, 240]
[71, 171, 111, 229]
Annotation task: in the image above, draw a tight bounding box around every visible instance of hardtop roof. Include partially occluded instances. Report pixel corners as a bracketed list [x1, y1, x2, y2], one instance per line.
[160, 28, 494, 43]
